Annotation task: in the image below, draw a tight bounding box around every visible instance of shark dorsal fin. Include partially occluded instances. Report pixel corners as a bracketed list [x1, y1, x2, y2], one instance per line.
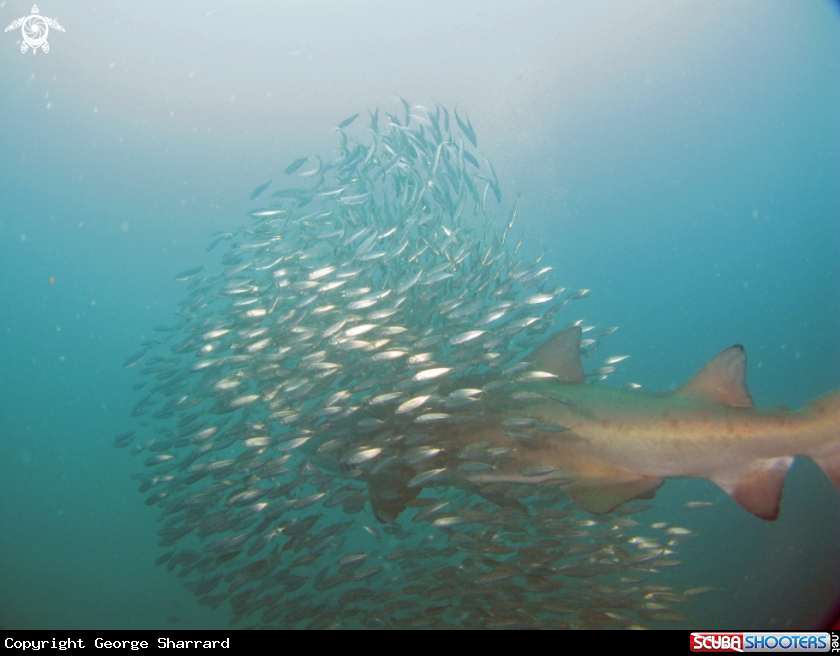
[676, 345, 754, 408]
[530, 327, 585, 384]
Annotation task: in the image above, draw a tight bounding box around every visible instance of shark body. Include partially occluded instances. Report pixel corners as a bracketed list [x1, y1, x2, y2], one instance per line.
[368, 327, 840, 522]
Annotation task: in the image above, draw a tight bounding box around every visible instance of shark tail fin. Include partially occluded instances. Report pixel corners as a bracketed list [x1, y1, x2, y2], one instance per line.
[806, 390, 840, 488]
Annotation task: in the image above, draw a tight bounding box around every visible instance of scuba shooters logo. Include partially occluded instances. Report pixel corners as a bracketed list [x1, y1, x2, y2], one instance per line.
[690, 633, 834, 652]
[4, 5, 65, 55]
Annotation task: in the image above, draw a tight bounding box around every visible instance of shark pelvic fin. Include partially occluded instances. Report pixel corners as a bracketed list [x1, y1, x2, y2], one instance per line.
[564, 476, 663, 514]
[530, 326, 585, 384]
[473, 484, 528, 514]
[676, 345, 754, 408]
[709, 456, 793, 520]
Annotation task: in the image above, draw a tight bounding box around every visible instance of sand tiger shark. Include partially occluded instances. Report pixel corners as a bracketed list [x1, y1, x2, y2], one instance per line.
[366, 327, 840, 522]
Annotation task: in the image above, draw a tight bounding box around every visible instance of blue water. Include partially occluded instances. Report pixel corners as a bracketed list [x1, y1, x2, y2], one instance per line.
[0, 0, 838, 629]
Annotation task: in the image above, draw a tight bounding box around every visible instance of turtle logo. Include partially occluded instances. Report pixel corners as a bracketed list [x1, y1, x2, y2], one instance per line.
[5, 5, 65, 55]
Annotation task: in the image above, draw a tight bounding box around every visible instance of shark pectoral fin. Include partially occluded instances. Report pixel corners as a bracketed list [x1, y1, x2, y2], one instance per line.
[529, 326, 585, 383]
[564, 476, 663, 514]
[709, 457, 793, 520]
[676, 345, 754, 408]
[368, 465, 421, 524]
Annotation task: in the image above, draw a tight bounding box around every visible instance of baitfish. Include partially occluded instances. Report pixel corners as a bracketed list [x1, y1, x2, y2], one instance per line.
[116, 100, 839, 630]
[249, 180, 271, 200]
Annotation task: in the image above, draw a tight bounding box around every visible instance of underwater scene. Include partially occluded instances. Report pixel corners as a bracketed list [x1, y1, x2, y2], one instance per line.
[0, 1, 838, 630]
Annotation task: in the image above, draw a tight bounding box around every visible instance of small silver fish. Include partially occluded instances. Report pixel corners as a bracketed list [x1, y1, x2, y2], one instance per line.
[408, 468, 447, 488]
[413, 367, 451, 381]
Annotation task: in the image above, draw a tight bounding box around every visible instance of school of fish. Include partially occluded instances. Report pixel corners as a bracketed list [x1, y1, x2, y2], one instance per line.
[117, 101, 711, 629]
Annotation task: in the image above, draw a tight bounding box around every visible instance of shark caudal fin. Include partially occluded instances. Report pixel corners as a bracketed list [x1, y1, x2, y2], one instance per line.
[806, 390, 840, 489]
